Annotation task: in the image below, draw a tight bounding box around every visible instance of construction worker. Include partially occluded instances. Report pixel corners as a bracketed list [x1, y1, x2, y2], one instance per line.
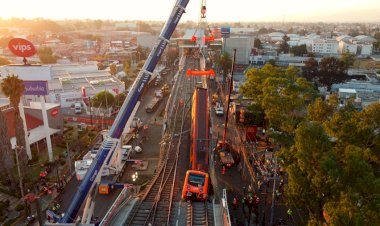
[232, 196, 238, 210]
[221, 166, 226, 175]
[287, 208, 293, 220]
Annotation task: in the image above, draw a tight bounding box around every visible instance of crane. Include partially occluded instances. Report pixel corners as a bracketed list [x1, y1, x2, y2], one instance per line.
[58, 0, 191, 223]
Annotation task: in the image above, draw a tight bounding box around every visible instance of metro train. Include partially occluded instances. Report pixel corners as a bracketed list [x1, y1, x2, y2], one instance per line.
[182, 87, 210, 201]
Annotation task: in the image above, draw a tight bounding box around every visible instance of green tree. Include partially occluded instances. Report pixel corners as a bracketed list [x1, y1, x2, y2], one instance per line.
[240, 65, 317, 136]
[109, 64, 117, 76]
[215, 52, 232, 77]
[114, 93, 126, 108]
[0, 57, 10, 66]
[340, 52, 356, 72]
[307, 97, 334, 123]
[278, 35, 290, 54]
[254, 38, 262, 49]
[267, 59, 276, 66]
[123, 61, 131, 77]
[91, 90, 115, 109]
[0, 75, 28, 170]
[245, 103, 264, 126]
[302, 57, 318, 82]
[38, 47, 57, 64]
[280, 102, 380, 225]
[318, 57, 349, 90]
[278, 121, 336, 225]
[290, 44, 307, 56]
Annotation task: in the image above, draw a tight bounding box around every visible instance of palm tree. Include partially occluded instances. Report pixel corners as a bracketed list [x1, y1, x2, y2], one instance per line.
[0, 110, 16, 188]
[0, 75, 28, 172]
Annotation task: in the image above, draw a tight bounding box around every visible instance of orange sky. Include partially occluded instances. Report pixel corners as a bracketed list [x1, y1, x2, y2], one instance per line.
[1, 0, 380, 22]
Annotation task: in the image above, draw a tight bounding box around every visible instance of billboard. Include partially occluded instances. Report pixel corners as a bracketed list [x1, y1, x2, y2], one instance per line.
[23, 80, 48, 95]
[0, 65, 53, 81]
[8, 38, 37, 57]
[221, 26, 230, 38]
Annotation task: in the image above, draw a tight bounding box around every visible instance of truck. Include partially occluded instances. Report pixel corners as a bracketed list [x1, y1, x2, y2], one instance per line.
[145, 97, 162, 113]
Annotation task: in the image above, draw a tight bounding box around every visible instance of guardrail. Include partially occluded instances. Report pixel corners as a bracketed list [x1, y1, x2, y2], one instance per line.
[100, 186, 132, 226]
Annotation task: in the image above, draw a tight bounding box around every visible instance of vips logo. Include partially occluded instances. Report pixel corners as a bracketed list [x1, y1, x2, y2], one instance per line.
[8, 38, 37, 57]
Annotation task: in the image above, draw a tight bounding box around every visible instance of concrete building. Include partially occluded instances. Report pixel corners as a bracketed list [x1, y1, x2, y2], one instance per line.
[223, 37, 251, 64]
[357, 43, 373, 56]
[0, 98, 63, 150]
[336, 35, 375, 56]
[312, 39, 339, 54]
[339, 41, 358, 54]
[332, 72, 380, 107]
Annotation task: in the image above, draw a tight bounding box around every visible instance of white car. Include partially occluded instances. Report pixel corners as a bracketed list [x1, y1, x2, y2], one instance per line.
[214, 101, 224, 116]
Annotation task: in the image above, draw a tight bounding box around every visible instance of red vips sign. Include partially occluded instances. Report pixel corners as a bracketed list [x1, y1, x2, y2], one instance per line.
[8, 38, 37, 57]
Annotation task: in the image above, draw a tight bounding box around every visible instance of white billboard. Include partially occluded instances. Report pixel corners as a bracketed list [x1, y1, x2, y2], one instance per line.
[0, 65, 53, 81]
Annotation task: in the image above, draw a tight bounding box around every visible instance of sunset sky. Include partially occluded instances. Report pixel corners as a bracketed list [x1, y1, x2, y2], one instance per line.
[1, 0, 380, 22]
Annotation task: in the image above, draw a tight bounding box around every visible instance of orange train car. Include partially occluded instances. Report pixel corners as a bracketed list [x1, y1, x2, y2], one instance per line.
[182, 87, 210, 201]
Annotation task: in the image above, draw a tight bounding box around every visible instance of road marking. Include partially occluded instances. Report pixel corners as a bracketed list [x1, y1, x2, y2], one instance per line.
[178, 206, 181, 215]
[176, 220, 179, 226]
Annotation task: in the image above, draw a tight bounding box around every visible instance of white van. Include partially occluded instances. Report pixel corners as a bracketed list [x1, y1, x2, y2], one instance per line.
[74, 103, 82, 114]
[214, 101, 224, 116]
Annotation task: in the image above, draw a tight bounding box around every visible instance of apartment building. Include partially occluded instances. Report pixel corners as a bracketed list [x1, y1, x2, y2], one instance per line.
[311, 39, 339, 54]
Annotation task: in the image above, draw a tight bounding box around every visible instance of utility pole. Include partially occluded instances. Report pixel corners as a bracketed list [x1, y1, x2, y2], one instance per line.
[89, 96, 93, 126]
[55, 158, 61, 190]
[15, 146, 24, 198]
[270, 157, 278, 226]
[66, 141, 73, 176]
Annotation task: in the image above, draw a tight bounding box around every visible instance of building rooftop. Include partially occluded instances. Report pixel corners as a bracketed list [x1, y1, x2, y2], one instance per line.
[48, 63, 125, 96]
[339, 88, 357, 94]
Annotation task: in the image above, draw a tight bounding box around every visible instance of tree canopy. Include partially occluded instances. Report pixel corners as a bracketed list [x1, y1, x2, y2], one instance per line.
[215, 52, 232, 77]
[340, 52, 356, 71]
[240, 64, 317, 136]
[91, 90, 115, 108]
[303, 57, 350, 90]
[290, 44, 307, 56]
[278, 35, 290, 54]
[278, 102, 380, 225]
[38, 46, 57, 64]
[0, 57, 10, 66]
[109, 64, 117, 76]
[240, 60, 380, 226]
[254, 38, 262, 49]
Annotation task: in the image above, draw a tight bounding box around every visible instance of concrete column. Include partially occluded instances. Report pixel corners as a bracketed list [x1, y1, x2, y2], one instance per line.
[19, 101, 32, 159]
[40, 95, 53, 162]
